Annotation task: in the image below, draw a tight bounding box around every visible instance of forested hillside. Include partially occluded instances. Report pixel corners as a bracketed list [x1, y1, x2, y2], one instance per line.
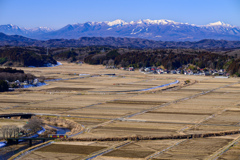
[0, 46, 239, 76]
[0, 47, 57, 67]
[82, 48, 240, 76]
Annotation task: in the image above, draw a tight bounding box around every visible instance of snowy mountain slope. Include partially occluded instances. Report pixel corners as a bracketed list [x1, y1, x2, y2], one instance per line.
[0, 24, 53, 38]
[0, 19, 239, 41]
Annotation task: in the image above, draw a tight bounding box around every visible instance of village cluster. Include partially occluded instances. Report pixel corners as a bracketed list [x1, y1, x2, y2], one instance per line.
[7, 78, 45, 89]
[105, 65, 229, 77]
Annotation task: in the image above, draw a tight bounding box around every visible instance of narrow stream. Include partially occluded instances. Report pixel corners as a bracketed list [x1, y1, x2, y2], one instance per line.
[0, 126, 69, 160]
[48, 125, 71, 134]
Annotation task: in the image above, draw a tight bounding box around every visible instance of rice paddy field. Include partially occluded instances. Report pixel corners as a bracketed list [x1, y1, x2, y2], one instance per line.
[1, 62, 240, 159]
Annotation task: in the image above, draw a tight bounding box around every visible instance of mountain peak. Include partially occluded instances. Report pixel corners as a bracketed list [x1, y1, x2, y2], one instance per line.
[207, 21, 232, 27]
[26, 26, 54, 32]
[107, 19, 127, 26]
[6, 24, 20, 29]
[142, 19, 180, 25]
[106, 19, 181, 26]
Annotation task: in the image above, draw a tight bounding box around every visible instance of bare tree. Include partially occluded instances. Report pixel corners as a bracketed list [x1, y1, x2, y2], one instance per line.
[23, 117, 42, 134]
[9, 125, 19, 138]
[0, 125, 21, 139]
[108, 59, 115, 66]
[1, 126, 9, 138]
[13, 126, 20, 138]
[8, 126, 14, 138]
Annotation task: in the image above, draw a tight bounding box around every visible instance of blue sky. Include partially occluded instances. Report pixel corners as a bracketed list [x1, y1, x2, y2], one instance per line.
[0, 0, 239, 29]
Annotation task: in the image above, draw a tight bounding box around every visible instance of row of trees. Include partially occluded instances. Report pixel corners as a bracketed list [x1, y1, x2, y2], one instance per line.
[0, 67, 24, 74]
[53, 50, 77, 62]
[0, 72, 35, 83]
[0, 67, 37, 91]
[0, 117, 43, 139]
[0, 125, 20, 138]
[84, 49, 234, 71]
[227, 59, 240, 76]
[0, 80, 8, 92]
[0, 47, 57, 67]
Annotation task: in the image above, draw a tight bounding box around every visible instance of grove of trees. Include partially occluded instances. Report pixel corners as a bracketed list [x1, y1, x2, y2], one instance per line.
[84, 49, 234, 71]
[0, 47, 57, 67]
[0, 80, 8, 92]
[0, 117, 43, 139]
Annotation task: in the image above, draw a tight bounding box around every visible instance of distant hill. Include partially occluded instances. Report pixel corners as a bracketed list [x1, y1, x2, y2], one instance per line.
[0, 46, 57, 67]
[0, 19, 240, 41]
[0, 32, 37, 42]
[0, 33, 240, 49]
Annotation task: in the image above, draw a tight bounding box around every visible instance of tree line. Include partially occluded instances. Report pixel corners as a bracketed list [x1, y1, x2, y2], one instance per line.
[0, 67, 36, 92]
[0, 117, 42, 139]
[84, 48, 239, 75]
[0, 47, 57, 67]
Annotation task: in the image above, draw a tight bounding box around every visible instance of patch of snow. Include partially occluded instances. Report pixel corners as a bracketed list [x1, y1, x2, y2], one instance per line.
[56, 62, 62, 66]
[141, 19, 181, 25]
[107, 19, 127, 26]
[136, 19, 144, 24]
[203, 21, 233, 27]
[37, 127, 46, 134]
[107, 28, 112, 30]
[131, 28, 143, 35]
[23, 82, 47, 88]
[7, 24, 19, 29]
[0, 141, 6, 148]
[79, 74, 90, 76]
[28, 62, 62, 68]
[27, 27, 54, 32]
[209, 21, 225, 26]
[129, 21, 135, 24]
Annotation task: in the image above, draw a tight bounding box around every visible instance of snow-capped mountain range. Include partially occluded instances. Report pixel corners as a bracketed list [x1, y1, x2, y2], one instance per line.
[0, 19, 239, 41]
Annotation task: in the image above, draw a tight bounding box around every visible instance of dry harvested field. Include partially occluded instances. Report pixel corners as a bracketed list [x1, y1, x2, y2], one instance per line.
[152, 137, 234, 160]
[1, 62, 240, 159]
[217, 138, 240, 160]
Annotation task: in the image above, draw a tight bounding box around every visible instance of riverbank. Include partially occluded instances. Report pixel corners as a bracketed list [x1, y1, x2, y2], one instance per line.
[0, 125, 70, 159]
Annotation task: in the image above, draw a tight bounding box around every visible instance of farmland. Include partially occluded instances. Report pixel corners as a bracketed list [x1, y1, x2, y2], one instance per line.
[0, 62, 240, 159]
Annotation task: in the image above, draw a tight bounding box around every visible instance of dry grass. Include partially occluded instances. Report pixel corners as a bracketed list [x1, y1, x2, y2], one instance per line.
[37, 144, 106, 154]
[1, 62, 240, 159]
[74, 121, 186, 138]
[153, 137, 232, 159]
[21, 152, 86, 160]
[103, 150, 155, 158]
[126, 112, 208, 123]
[218, 141, 240, 160]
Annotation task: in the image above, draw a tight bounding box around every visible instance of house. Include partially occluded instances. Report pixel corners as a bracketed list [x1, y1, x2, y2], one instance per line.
[157, 69, 164, 74]
[144, 68, 150, 72]
[185, 70, 193, 75]
[129, 67, 134, 71]
[120, 67, 126, 70]
[33, 78, 39, 85]
[204, 71, 211, 76]
[78, 61, 84, 65]
[171, 70, 177, 74]
[151, 67, 157, 71]
[139, 68, 144, 72]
